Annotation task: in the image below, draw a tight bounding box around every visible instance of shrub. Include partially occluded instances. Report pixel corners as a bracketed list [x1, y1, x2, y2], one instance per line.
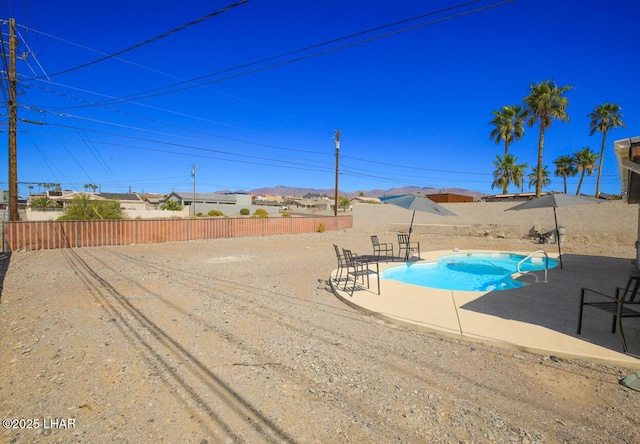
[160, 200, 183, 211]
[239, 208, 250, 216]
[28, 196, 61, 209]
[196, 212, 204, 217]
[317, 223, 326, 233]
[282, 211, 291, 218]
[58, 195, 125, 220]
[207, 209, 224, 217]
[253, 208, 269, 218]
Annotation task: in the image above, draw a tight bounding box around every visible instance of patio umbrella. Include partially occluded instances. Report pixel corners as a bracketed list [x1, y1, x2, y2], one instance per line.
[506, 193, 602, 269]
[379, 193, 457, 243]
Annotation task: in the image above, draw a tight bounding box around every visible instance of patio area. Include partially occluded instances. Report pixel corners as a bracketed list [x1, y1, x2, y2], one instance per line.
[331, 249, 640, 369]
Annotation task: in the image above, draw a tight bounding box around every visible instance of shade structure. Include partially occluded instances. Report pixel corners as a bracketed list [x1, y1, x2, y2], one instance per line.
[379, 194, 456, 259]
[506, 193, 602, 269]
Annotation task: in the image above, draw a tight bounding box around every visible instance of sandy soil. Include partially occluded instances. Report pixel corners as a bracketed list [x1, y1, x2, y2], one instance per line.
[2, 204, 640, 443]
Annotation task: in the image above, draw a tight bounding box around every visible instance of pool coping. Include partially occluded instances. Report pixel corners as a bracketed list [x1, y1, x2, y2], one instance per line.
[331, 249, 640, 369]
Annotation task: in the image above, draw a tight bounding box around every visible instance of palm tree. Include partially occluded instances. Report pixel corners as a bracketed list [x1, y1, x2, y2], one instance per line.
[84, 183, 91, 192]
[528, 165, 551, 190]
[489, 105, 525, 156]
[492, 154, 528, 194]
[574, 148, 600, 195]
[523, 80, 573, 197]
[28, 196, 60, 209]
[553, 155, 577, 194]
[589, 103, 626, 198]
[160, 199, 183, 211]
[58, 195, 125, 220]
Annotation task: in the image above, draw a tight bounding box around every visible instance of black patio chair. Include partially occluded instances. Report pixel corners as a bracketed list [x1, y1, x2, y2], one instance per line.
[398, 233, 420, 261]
[332, 243, 350, 284]
[342, 248, 380, 296]
[577, 275, 640, 353]
[371, 235, 394, 262]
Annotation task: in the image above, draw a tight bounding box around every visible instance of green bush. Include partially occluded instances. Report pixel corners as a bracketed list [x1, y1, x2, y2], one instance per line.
[207, 209, 224, 217]
[57, 195, 125, 220]
[253, 208, 269, 218]
[160, 200, 183, 211]
[282, 211, 291, 217]
[239, 208, 250, 216]
[28, 196, 61, 209]
[317, 223, 326, 233]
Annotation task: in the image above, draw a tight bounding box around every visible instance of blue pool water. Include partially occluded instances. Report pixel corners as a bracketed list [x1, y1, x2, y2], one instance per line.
[381, 253, 558, 292]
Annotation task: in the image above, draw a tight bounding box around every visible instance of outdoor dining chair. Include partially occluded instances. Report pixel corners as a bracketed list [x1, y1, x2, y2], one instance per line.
[371, 235, 394, 262]
[398, 233, 420, 261]
[577, 274, 640, 353]
[332, 243, 353, 284]
[342, 248, 380, 296]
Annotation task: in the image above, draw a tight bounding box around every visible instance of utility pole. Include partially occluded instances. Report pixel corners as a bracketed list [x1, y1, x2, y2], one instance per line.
[8, 18, 18, 221]
[334, 130, 340, 216]
[191, 163, 196, 216]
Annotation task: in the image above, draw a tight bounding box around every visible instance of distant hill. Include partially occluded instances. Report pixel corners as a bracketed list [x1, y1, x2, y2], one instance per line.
[235, 185, 486, 201]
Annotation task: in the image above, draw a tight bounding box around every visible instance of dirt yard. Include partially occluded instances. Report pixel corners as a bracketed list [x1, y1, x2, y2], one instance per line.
[2, 219, 640, 443]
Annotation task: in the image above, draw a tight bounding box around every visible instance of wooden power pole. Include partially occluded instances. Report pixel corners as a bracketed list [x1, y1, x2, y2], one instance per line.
[191, 163, 196, 216]
[8, 18, 18, 221]
[334, 130, 340, 216]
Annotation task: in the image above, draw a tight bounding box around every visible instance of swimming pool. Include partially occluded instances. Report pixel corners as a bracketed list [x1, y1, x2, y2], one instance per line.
[381, 252, 558, 291]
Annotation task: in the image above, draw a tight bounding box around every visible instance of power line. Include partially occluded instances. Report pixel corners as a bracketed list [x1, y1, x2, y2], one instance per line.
[21, 83, 329, 155]
[21, 127, 335, 173]
[18, 106, 335, 165]
[47, 1, 514, 109]
[27, 0, 249, 81]
[342, 155, 493, 177]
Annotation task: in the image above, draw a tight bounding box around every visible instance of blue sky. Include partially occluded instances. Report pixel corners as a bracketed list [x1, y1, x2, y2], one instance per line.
[1, 0, 639, 197]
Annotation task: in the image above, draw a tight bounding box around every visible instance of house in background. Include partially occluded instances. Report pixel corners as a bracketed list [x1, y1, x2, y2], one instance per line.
[45, 192, 146, 211]
[98, 193, 147, 211]
[350, 196, 380, 204]
[137, 193, 165, 209]
[481, 192, 539, 202]
[425, 193, 474, 203]
[163, 191, 258, 216]
[25, 191, 189, 220]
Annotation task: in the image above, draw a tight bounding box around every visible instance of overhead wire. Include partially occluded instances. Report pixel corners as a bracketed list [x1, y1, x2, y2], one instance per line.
[28, 0, 249, 81]
[13, 0, 519, 192]
[59, 0, 514, 109]
[23, 81, 330, 155]
[20, 123, 337, 173]
[342, 155, 493, 177]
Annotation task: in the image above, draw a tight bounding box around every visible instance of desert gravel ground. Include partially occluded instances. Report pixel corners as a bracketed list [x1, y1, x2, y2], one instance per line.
[1, 226, 640, 443]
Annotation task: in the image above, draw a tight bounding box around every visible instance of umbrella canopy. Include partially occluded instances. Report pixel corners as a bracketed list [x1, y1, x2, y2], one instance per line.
[506, 193, 602, 211]
[379, 193, 456, 235]
[507, 193, 602, 269]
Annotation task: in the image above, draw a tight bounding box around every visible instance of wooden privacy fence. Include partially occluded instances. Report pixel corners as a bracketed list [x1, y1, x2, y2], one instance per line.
[2, 215, 352, 251]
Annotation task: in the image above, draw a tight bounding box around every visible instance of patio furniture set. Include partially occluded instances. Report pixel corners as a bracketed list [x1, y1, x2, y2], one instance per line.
[332, 234, 420, 297]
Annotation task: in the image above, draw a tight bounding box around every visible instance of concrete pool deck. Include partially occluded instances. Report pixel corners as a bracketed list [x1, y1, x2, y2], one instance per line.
[331, 249, 640, 369]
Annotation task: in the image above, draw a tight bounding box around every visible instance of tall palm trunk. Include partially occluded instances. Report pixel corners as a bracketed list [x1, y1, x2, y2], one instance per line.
[536, 126, 545, 197]
[576, 171, 585, 195]
[595, 131, 607, 198]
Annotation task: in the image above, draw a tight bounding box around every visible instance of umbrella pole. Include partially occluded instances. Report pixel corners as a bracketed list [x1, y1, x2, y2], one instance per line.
[407, 210, 416, 261]
[408, 210, 415, 239]
[554, 207, 563, 269]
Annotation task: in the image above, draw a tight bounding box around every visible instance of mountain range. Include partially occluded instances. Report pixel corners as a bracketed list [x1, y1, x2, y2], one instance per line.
[217, 186, 487, 200]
